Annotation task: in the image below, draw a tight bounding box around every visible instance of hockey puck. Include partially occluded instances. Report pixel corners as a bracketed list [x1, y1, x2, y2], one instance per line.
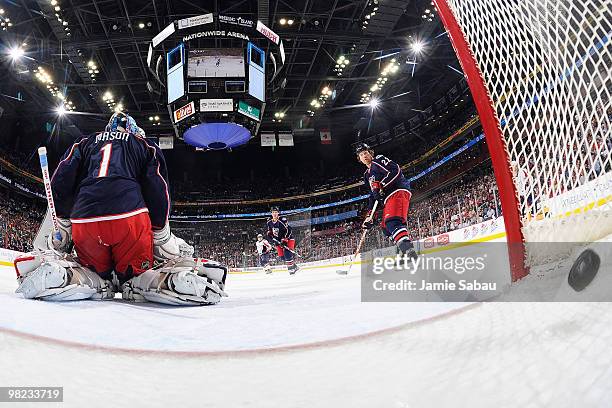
[336, 270, 348, 275]
[568, 249, 600, 292]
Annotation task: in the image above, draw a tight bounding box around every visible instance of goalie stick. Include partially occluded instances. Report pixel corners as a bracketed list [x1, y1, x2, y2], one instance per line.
[37, 147, 62, 242]
[336, 199, 379, 275]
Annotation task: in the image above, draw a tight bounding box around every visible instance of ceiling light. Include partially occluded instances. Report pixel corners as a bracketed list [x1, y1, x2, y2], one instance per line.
[279, 18, 287, 25]
[369, 99, 379, 109]
[411, 40, 426, 54]
[138, 22, 145, 29]
[56, 105, 66, 116]
[287, 19, 294, 25]
[8, 46, 24, 60]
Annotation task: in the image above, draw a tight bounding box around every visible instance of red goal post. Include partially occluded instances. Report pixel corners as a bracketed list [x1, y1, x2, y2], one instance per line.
[434, 0, 612, 281]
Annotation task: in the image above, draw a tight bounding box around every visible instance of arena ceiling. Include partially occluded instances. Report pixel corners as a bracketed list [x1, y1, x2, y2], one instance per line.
[0, 0, 463, 141]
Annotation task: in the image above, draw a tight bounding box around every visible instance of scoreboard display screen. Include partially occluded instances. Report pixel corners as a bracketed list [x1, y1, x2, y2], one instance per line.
[187, 48, 245, 78]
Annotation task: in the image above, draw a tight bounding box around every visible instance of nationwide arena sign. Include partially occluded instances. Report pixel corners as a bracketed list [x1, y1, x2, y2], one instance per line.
[182, 30, 249, 42]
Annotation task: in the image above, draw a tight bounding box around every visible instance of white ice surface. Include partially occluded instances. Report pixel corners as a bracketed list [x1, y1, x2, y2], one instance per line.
[0, 264, 466, 352]
[1, 262, 612, 408]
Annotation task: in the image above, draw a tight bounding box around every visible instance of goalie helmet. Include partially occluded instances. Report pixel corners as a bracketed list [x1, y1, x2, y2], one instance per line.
[106, 112, 138, 134]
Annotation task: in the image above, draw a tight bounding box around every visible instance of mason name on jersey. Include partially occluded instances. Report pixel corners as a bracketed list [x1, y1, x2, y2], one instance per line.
[95, 131, 130, 143]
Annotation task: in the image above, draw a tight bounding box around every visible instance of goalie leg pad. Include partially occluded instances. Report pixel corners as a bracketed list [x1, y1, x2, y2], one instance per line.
[15, 252, 115, 301]
[123, 257, 228, 306]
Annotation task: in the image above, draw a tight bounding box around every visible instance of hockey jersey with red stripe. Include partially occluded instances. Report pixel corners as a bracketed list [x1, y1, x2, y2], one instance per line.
[363, 154, 410, 210]
[50, 131, 170, 229]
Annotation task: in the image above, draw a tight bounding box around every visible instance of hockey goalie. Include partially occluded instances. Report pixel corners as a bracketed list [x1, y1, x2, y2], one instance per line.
[13, 112, 227, 305]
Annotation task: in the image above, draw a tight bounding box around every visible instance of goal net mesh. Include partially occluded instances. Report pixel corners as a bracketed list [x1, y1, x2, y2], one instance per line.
[441, 0, 612, 265]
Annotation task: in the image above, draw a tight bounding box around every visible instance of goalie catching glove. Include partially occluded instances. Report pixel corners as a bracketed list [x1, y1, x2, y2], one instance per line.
[47, 218, 73, 253]
[153, 223, 194, 262]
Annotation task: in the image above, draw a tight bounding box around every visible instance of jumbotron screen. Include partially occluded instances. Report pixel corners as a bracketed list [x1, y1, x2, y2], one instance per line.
[187, 48, 245, 78]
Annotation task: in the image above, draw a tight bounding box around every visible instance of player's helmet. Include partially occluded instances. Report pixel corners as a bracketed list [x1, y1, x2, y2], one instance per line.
[106, 112, 138, 134]
[257, 234, 263, 241]
[270, 206, 280, 212]
[355, 143, 373, 156]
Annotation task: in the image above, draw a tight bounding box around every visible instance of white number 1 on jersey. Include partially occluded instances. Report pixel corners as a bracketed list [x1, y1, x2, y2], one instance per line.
[98, 143, 112, 178]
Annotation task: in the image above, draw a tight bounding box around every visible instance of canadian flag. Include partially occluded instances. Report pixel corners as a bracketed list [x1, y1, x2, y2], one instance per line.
[320, 129, 332, 144]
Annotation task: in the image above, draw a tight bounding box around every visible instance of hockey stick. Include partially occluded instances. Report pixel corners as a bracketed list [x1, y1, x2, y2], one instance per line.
[280, 244, 302, 258]
[271, 239, 302, 258]
[336, 200, 379, 275]
[38, 147, 62, 241]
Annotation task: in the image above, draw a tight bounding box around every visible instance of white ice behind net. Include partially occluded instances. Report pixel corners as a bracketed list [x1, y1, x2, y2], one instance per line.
[444, 0, 612, 265]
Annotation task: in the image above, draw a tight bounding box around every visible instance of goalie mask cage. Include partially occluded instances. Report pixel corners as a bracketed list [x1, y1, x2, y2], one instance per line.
[434, 0, 612, 280]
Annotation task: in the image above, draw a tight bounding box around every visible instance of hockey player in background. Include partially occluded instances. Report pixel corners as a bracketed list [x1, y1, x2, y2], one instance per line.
[14, 112, 227, 305]
[255, 234, 273, 274]
[266, 207, 299, 274]
[356, 143, 417, 259]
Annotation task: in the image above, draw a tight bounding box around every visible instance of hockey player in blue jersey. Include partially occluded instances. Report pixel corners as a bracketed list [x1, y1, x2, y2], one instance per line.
[357, 143, 417, 259]
[266, 207, 299, 274]
[14, 112, 227, 305]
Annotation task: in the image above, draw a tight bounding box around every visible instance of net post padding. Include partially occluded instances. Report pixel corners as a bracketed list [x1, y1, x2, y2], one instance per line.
[434, 0, 528, 281]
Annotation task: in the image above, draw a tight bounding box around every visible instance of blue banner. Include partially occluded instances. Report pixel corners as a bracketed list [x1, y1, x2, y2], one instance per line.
[171, 195, 368, 220]
[289, 210, 359, 227]
[408, 133, 485, 182]
[170, 133, 486, 220]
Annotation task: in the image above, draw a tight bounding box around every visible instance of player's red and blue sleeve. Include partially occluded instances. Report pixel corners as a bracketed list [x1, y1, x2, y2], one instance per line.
[51, 141, 85, 219]
[364, 171, 379, 212]
[283, 219, 292, 239]
[140, 141, 171, 230]
[379, 158, 401, 189]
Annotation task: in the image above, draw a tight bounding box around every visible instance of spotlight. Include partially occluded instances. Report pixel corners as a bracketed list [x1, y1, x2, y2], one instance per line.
[8, 46, 24, 60]
[287, 19, 294, 25]
[56, 105, 66, 116]
[138, 22, 145, 29]
[411, 40, 426, 54]
[279, 18, 287, 25]
[369, 99, 379, 109]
